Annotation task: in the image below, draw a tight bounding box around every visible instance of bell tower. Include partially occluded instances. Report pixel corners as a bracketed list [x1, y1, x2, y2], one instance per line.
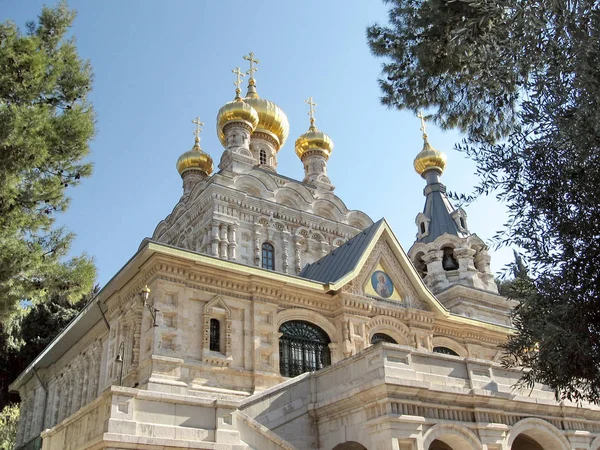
[407, 113, 497, 294]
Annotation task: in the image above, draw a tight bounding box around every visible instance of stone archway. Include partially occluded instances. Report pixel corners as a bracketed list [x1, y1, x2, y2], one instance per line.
[507, 418, 571, 450]
[512, 434, 544, 450]
[423, 424, 482, 450]
[332, 442, 368, 450]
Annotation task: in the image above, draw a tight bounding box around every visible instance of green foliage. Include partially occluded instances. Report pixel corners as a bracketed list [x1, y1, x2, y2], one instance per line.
[0, 1, 96, 320]
[368, 0, 600, 402]
[0, 404, 19, 450]
[0, 286, 96, 410]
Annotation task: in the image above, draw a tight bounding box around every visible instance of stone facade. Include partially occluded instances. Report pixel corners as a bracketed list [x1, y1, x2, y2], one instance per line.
[10, 67, 600, 450]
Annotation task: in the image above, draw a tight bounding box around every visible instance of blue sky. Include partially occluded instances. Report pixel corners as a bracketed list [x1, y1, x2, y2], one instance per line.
[3, 0, 513, 286]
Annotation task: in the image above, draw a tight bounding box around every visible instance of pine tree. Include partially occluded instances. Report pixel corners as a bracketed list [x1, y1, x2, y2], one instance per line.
[0, 1, 96, 320]
[367, 0, 600, 402]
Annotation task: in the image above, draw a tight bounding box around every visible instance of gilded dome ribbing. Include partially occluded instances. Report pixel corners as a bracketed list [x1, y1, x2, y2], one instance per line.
[414, 112, 447, 177]
[177, 137, 213, 176]
[216, 96, 259, 146]
[413, 136, 447, 177]
[295, 121, 334, 159]
[244, 80, 289, 150]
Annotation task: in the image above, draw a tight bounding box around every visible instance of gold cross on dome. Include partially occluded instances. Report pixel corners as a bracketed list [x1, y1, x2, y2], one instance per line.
[306, 96, 317, 124]
[243, 52, 259, 78]
[417, 110, 428, 137]
[192, 117, 204, 140]
[232, 67, 245, 89]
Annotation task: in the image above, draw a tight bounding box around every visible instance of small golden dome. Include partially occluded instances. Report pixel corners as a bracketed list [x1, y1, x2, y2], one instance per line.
[216, 96, 259, 146]
[176, 138, 213, 176]
[244, 81, 289, 150]
[295, 121, 334, 160]
[414, 137, 447, 177]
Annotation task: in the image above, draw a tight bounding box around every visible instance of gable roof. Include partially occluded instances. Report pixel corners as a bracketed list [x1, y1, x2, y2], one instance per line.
[299, 219, 384, 283]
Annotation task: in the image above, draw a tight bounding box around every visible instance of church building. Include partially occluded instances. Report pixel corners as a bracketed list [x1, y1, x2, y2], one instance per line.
[10, 53, 600, 450]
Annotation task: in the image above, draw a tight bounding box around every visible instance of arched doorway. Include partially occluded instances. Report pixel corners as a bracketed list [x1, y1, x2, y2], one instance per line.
[512, 435, 544, 450]
[332, 442, 367, 450]
[279, 320, 331, 377]
[429, 440, 453, 450]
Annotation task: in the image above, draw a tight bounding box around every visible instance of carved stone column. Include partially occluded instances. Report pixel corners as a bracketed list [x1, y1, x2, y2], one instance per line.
[227, 223, 238, 261]
[282, 232, 290, 274]
[455, 247, 477, 272]
[253, 227, 261, 267]
[421, 249, 448, 292]
[211, 222, 220, 257]
[219, 223, 228, 259]
[293, 234, 302, 274]
[454, 246, 478, 288]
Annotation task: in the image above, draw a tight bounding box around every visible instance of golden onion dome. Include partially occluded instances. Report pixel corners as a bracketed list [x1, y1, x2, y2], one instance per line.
[413, 135, 447, 177]
[243, 80, 289, 150]
[216, 91, 259, 147]
[176, 137, 213, 177]
[295, 120, 334, 160]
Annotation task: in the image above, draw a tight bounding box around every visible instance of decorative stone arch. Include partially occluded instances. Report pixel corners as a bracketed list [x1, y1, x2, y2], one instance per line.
[310, 231, 325, 242]
[506, 418, 570, 450]
[423, 423, 482, 450]
[317, 192, 349, 214]
[434, 233, 464, 251]
[365, 315, 412, 346]
[431, 336, 467, 357]
[151, 220, 169, 240]
[234, 174, 274, 197]
[252, 169, 282, 189]
[313, 200, 339, 221]
[282, 182, 315, 204]
[590, 435, 600, 450]
[202, 296, 233, 366]
[275, 187, 305, 209]
[276, 309, 337, 344]
[347, 210, 373, 230]
[412, 250, 428, 278]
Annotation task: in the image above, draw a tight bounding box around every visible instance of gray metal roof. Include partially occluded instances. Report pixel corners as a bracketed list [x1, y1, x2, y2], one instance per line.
[418, 183, 469, 244]
[299, 219, 384, 283]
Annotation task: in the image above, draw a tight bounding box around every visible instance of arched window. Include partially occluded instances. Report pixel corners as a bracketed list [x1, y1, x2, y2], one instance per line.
[460, 217, 466, 229]
[433, 346, 459, 357]
[442, 247, 459, 271]
[209, 318, 220, 352]
[371, 333, 397, 345]
[420, 222, 426, 234]
[279, 320, 331, 377]
[262, 242, 275, 270]
[259, 148, 267, 165]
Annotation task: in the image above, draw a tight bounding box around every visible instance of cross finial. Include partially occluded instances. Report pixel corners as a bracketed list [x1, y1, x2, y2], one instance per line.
[232, 67, 245, 98]
[192, 117, 204, 145]
[243, 52, 259, 79]
[306, 96, 317, 127]
[417, 110, 428, 138]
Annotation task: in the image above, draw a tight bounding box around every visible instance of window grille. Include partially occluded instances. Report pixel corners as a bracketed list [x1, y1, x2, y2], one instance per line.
[262, 242, 275, 270]
[279, 320, 331, 377]
[259, 149, 267, 165]
[371, 333, 397, 345]
[210, 318, 220, 352]
[433, 346, 459, 356]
